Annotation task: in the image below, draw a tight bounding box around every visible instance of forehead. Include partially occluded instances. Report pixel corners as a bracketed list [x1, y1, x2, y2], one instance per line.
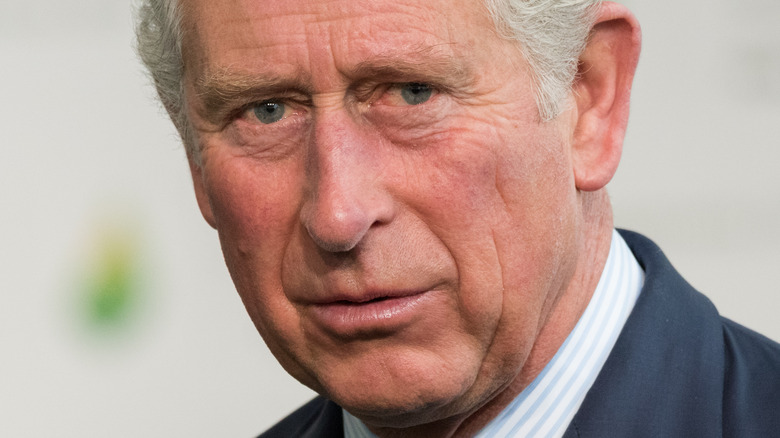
[180, 0, 500, 81]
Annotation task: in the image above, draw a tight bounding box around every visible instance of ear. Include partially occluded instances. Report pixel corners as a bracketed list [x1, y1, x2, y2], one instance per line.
[571, 1, 642, 191]
[189, 158, 217, 229]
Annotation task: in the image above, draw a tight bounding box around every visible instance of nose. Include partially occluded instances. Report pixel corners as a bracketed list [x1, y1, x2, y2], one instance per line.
[301, 111, 395, 253]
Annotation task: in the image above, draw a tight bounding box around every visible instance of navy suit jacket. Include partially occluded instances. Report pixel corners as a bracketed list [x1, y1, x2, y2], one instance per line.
[259, 231, 780, 437]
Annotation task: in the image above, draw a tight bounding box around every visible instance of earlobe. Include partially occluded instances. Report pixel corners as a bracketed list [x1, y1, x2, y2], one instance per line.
[189, 159, 217, 229]
[571, 1, 642, 192]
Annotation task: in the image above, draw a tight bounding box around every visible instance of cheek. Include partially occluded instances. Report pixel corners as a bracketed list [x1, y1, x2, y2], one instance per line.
[202, 155, 332, 387]
[400, 116, 576, 346]
[204, 153, 302, 254]
[388, 131, 508, 349]
[202, 154, 308, 328]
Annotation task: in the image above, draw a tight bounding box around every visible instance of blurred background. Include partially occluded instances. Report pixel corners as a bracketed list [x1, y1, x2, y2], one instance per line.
[1, 0, 778, 436]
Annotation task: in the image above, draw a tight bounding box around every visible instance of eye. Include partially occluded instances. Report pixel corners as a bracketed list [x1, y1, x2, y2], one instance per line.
[252, 101, 287, 124]
[399, 83, 434, 105]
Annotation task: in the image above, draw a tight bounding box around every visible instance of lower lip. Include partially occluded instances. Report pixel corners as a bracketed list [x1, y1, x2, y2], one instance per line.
[309, 292, 433, 337]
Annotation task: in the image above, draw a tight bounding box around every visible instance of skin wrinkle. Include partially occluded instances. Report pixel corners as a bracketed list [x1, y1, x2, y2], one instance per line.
[138, 0, 603, 161]
[187, 0, 508, 145]
[178, 0, 638, 436]
[195, 73, 312, 126]
[193, 50, 476, 129]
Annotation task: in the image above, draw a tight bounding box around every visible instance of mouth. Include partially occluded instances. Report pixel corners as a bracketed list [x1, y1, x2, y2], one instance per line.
[307, 290, 434, 338]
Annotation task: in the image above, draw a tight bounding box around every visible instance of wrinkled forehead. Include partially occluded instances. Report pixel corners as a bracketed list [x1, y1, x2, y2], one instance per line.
[178, 0, 502, 82]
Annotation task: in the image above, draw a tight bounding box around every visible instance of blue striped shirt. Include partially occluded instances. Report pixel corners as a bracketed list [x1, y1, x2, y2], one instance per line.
[344, 230, 644, 437]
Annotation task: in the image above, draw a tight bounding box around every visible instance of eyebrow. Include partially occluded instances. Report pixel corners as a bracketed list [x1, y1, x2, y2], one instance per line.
[349, 45, 474, 85]
[192, 46, 475, 123]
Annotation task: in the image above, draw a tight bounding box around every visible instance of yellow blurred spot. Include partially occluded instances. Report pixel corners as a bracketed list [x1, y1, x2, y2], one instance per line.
[78, 221, 145, 331]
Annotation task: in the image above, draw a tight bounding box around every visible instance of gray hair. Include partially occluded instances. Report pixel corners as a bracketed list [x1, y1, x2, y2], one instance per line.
[134, 0, 191, 152]
[135, 0, 601, 160]
[485, 0, 601, 120]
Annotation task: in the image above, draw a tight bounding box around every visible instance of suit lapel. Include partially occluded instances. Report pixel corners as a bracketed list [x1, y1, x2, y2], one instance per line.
[564, 230, 724, 437]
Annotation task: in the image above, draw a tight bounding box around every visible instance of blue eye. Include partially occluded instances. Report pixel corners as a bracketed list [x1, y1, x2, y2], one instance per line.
[400, 83, 433, 105]
[253, 102, 286, 124]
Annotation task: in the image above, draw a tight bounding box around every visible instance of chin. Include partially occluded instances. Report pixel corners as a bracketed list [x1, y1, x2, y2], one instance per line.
[321, 367, 484, 429]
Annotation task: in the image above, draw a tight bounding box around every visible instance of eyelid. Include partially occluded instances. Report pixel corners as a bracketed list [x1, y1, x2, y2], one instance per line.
[235, 97, 309, 123]
[211, 89, 304, 118]
[390, 82, 437, 93]
[371, 82, 439, 107]
[222, 81, 441, 125]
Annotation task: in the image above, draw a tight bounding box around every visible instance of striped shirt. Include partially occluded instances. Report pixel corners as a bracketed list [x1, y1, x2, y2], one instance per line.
[344, 229, 644, 437]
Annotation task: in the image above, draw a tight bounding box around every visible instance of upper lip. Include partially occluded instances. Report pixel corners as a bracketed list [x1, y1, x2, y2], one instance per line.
[307, 288, 427, 305]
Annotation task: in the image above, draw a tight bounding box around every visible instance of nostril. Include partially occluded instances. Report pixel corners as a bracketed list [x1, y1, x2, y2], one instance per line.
[304, 212, 371, 253]
[308, 231, 363, 253]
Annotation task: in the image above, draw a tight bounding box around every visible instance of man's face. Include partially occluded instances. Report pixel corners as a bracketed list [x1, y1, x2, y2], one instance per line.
[184, 0, 581, 426]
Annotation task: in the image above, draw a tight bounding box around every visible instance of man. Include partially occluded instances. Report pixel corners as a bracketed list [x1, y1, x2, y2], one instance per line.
[135, 0, 780, 436]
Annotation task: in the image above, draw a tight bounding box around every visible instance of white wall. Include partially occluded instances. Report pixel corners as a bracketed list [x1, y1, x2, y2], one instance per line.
[612, 0, 780, 338]
[1, 1, 777, 436]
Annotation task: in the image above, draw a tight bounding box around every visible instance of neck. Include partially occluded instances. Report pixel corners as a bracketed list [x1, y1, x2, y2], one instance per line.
[457, 190, 614, 436]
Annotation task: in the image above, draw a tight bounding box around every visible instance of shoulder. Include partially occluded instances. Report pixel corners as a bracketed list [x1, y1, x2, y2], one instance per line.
[569, 230, 780, 437]
[721, 318, 780, 437]
[258, 396, 344, 438]
[723, 317, 780, 370]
